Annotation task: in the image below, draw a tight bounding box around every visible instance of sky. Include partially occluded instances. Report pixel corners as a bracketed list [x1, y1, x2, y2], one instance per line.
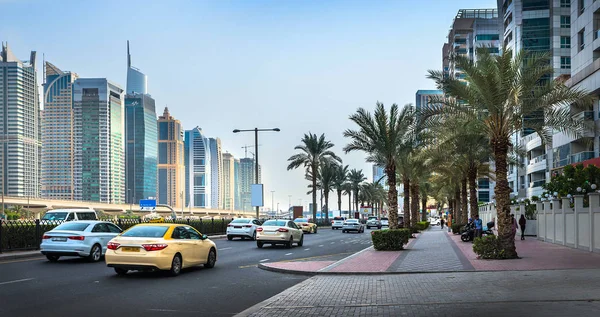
[1, 0, 496, 212]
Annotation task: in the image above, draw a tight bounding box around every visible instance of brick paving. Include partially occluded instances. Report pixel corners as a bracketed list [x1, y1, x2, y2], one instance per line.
[448, 230, 600, 271]
[388, 226, 472, 272]
[236, 269, 600, 317]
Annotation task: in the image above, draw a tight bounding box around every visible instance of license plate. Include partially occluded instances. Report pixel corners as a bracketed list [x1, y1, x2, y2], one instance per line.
[234, 226, 242, 229]
[121, 247, 140, 252]
[52, 237, 67, 242]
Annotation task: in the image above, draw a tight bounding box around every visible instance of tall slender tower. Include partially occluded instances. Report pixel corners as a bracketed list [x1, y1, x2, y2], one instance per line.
[126, 41, 147, 95]
[157, 107, 185, 209]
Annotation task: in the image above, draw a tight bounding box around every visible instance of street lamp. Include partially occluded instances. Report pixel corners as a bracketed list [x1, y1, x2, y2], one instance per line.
[271, 190, 275, 215]
[232, 127, 280, 219]
[127, 189, 132, 212]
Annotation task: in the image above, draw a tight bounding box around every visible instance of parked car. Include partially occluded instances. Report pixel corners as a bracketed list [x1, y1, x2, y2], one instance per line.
[40, 221, 122, 262]
[227, 218, 261, 240]
[41, 209, 98, 223]
[256, 219, 304, 248]
[380, 217, 389, 227]
[294, 218, 318, 233]
[429, 217, 441, 226]
[366, 216, 382, 229]
[331, 217, 345, 230]
[105, 223, 217, 276]
[342, 219, 365, 233]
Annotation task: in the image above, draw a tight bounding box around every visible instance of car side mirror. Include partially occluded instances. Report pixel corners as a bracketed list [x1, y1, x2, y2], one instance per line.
[201, 234, 208, 240]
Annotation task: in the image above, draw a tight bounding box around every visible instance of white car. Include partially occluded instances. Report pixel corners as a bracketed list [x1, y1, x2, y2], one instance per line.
[227, 218, 261, 240]
[40, 221, 122, 262]
[342, 219, 365, 233]
[331, 217, 345, 230]
[256, 219, 304, 248]
[429, 217, 441, 226]
[380, 217, 389, 227]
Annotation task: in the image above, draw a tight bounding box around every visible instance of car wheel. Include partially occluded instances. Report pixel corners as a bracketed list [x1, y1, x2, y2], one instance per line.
[227, 235, 233, 241]
[114, 267, 128, 276]
[46, 255, 60, 262]
[297, 234, 304, 247]
[169, 254, 182, 276]
[257, 241, 264, 248]
[88, 244, 102, 262]
[286, 237, 293, 249]
[204, 248, 217, 268]
[314, 227, 318, 234]
[252, 231, 257, 241]
[342, 230, 346, 233]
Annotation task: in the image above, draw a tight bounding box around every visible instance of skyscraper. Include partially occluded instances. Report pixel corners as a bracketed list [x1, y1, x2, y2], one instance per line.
[233, 158, 241, 211]
[415, 90, 443, 112]
[209, 138, 223, 209]
[72, 78, 125, 203]
[157, 107, 185, 209]
[126, 41, 147, 95]
[222, 152, 235, 210]
[41, 62, 78, 199]
[0, 43, 41, 198]
[125, 93, 157, 204]
[239, 157, 261, 212]
[185, 127, 211, 208]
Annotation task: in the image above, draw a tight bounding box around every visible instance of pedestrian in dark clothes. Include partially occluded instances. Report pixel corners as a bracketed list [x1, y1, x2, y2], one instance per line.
[519, 215, 527, 240]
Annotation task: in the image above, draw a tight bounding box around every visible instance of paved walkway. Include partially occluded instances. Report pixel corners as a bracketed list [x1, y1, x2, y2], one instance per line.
[236, 269, 600, 317]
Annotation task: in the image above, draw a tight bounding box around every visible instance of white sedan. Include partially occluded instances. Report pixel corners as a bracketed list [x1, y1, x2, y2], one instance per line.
[226, 218, 261, 240]
[256, 219, 304, 248]
[40, 221, 122, 262]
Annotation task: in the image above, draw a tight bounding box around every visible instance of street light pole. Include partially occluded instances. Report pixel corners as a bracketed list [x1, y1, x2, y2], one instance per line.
[232, 127, 280, 219]
[271, 190, 275, 214]
[288, 195, 291, 219]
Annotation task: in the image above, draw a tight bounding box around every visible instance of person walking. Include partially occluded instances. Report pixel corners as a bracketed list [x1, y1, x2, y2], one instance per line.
[440, 218, 445, 229]
[473, 215, 483, 239]
[510, 214, 518, 240]
[518, 215, 527, 240]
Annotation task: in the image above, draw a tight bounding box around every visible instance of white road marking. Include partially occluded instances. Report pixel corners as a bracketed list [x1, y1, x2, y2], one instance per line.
[319, 245, 324, 247]
[219, 247, 232, 251]
[285, 253, 293, 256]
[304, 248, 310, 251]
[0, 278, 34, 286]
[330, 242, 335, 244]
[259, 259, 270, 262]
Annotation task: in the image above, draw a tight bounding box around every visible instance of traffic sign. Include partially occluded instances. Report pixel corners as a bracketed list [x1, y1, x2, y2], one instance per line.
[140, 199, 156, 211]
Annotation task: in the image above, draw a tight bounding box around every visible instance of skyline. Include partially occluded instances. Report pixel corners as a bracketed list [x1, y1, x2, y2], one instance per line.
[1, 0, 496, 210]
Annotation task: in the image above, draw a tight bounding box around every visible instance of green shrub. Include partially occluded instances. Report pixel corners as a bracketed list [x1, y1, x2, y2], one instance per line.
[451, 223, 466, 234]
[472, 235, 509, 259]
[415, 221, 430, 231]
[371, 229, 411, 251]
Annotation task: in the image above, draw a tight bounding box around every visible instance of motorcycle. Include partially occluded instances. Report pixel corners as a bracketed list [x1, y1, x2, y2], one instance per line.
[461, 221, 495, 242]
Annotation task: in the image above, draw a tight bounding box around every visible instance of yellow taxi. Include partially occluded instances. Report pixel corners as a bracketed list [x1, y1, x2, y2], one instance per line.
[105, 223, 217, 276]
[293, 218, 318, 234]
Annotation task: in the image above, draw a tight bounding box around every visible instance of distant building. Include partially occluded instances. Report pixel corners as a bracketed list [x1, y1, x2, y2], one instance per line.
[415, 90, 443, 112]
[0, 43, 41, 198]
[233, 158, 241, 210]
[209, 138, 223, 209]
[157, 107, 185, 209]
[42, 62, 78, 199]
[125, 93, 157, 204]
[372, 164, 385, 185]
[126, 41, 147, 95]
[72, 78, 125, 203]
[185, 127, 211, 208]
[240, 157, 261, 211]
[222, 152, 235, 210]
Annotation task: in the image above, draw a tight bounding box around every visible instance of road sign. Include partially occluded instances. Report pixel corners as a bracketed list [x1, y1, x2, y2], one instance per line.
[359, 207, 372, 215]
[140, 199, 156, 211]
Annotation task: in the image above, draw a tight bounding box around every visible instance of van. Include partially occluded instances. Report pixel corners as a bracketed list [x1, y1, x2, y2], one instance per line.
[41, 209, 98, 222]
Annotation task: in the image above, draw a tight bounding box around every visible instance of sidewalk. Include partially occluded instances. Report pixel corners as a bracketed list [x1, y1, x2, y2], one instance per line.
[236, 269, 600, 317]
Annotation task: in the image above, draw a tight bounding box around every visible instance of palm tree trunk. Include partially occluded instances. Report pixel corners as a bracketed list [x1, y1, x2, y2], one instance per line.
[492, 137, 518, 258]
[348, 192, 352, 219]
[311, 164, 317, 223]
[324, 190, 330, 223]
[337, 189, 342, 212]
[385, 165, 399, 229]
[354, 189, 359, 221]
[461, 177, 468, 224]
[403, 176, 410, 228]
[410, 183, 419, 228]
[454, 186, 461, 225]
[468, 165, 479, 219]
[421, 196, 427, 221]
[320, 188, 324, 221]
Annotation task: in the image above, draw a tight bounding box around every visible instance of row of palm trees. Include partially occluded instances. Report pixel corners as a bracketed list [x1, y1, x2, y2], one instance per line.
[342, 48, 592, 259]
[287, 133, 388, 223]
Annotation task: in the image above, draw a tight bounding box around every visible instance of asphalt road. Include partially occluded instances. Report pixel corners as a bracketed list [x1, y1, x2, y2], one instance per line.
[0, 227, 373, 317]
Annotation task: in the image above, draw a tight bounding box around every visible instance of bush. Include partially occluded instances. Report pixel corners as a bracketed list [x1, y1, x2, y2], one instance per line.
[415, 221, 430, 231]
[451, 223, 466, 234]
[371, 229, 411, 251]
[472, 235, 510, 259]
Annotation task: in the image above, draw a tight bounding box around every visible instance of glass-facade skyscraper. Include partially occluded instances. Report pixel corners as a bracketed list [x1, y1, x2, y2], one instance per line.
[222, 152, 235, 210]
[185, 127, 211, 208]
[239, 157, 261, 212]
[125, 93, 157, 204]
[0, 43, 41, 198]
[72, 78, 125, 203]
[126, 41, 147, 95]
[209, 137, 223, 209]
[233, 158, 241, 211]
[157, 107, 185, 209]
[41, 62, 78, 200]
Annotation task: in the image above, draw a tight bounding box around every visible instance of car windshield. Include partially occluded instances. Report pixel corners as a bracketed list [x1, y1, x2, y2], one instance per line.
[121, 226, 169, 238]
[41, 212, 68, 221]
[346, 219, 358, 223]
[368, 217, 377, 220]
[381, 218, 389, 221]
[294, 218, 308, 223]
[333, 217, 344, 221]
[53, 222, 90, 231]
[263, 220, 287, 226]
[231, 219, 251, 224]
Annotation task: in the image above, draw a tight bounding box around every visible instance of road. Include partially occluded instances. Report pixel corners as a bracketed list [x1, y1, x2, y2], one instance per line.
[0, 227, 373, 317]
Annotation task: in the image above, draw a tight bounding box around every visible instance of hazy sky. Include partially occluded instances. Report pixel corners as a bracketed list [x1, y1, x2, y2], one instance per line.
[2, 0, 496, 211]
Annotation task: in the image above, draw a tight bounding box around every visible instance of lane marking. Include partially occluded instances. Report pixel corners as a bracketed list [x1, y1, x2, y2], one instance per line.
[304, 248, 310, 251]
[330, 242, 335, 244]
[0, 278, 35, 286]
[219, 247, 232, 251]
[239, 252, 354, 269]
[0, 257, 45, 265]
[259, 259, 270, 262]
[239, 264, 258, 268]
[285, 253, 293, 256]
[319, 245, 324, 247]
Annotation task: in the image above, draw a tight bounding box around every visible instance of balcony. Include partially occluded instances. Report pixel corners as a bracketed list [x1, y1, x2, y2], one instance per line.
[529, 154, 547, 165]
[571, 151, 595, 164]
[529, 180, 545, 188]
[573, 110, 594, 121]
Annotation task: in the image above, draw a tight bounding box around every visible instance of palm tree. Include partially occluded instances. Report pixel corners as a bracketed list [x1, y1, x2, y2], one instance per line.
[333, 164, 349, 213]
[347, 169, 366, 219]
[343, 183, 353, 218]
[288, 133, 342, 222]
[318, 160, 339, 223]
[343, 103, 416, 229]
[425, 48, 591, 258]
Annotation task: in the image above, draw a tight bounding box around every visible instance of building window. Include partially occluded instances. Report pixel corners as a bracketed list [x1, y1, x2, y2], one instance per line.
[561, 36, 571, 49]
[560, 0, 570, 7]
[475, 34, 500, 41]
[561, 56, 571, 69]
[561, 16, 571, 28]
[579, 29, 585, 51]
[579, 0, 585, 15]
[478, 178, 490, 189]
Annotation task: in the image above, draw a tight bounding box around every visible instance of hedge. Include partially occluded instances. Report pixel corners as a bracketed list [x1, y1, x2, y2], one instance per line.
[451, 223, 467, 234]
[0, 218, 234, 252]
[415, 221, 430, 231]
[473, 235, 510, 259]
[371, 229, 411, 251]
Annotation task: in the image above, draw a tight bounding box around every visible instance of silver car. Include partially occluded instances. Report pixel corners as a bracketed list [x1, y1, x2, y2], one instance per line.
[381, 217, 389, 227]
[227, 218, 261, 240]
[366, 216, 381, 229]
[40, 221, 122, 262]
[342, 219, 365, 233]
[331, 217, 345, 230]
